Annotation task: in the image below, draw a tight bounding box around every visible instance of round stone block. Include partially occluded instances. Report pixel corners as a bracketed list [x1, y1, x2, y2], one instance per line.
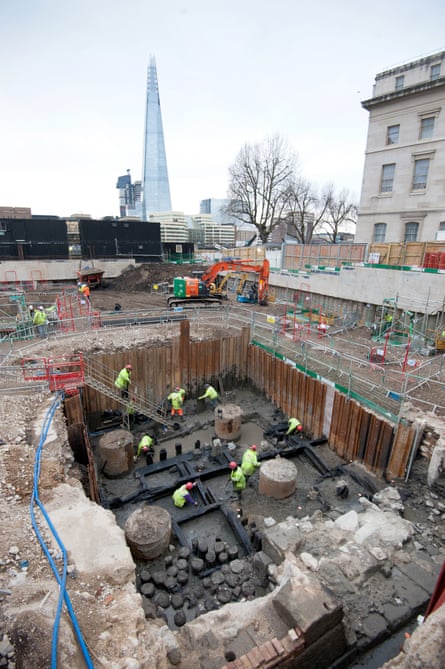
[214, 404, 242, 441]
[98, 428, 133, 477]
[125, 506, 172, 560]
[258, 456, 298, 499]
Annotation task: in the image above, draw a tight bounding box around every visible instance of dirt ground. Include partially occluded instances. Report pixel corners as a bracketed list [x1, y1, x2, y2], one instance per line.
[0, 263, 444, 668]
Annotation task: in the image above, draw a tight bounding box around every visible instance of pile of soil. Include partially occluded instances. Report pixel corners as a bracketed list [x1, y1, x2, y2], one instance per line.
[108, 263, 209, 293]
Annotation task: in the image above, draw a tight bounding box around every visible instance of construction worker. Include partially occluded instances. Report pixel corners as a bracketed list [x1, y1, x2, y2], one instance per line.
[198, 383, 220, 409]
[80, 283, 91, 304]
[172, 481, 198, 508]
[168, 386, 186, 418]
[114, 364, 132, 399]
[286, 417, 303, 436]
[33, 306, 48, 337]
[137, 434, 155, 457]
[229, 461, 246, 493]
[241, 445, 260, 477]
[383, 313, 393, 332]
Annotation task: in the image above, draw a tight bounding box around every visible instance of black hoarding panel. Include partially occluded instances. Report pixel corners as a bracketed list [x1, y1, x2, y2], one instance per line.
[25, 219, 67, 243]
[0, 242, 19, 259]
[79, 219, 162, 260]
[8, 218, 69, 258]
[11, 220, 27, 239]
[24, 242, 70, 259]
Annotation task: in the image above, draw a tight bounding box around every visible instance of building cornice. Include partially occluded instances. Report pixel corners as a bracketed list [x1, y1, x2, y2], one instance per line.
[361, 78, 445, 110]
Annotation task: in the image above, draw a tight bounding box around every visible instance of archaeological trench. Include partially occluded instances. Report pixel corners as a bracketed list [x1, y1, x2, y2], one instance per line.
[2, 316, 445, 669]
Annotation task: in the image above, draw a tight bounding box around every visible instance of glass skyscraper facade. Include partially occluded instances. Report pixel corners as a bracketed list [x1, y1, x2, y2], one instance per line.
[141, 56, 172, 221]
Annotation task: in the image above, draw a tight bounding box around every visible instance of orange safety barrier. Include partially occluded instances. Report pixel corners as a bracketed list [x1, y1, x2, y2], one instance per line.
[22, 354, 85, 392]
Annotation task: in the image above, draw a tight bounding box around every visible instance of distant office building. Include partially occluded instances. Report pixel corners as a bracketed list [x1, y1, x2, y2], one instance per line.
[149, 211, 188, 244]
[200, 198, 238, 226]
[116, 170, 142, 218]
[190, 214, 235, 248]
[141, 56, 172, 220]
[0, 206, 32, 219]
[357, 50, 445, 244]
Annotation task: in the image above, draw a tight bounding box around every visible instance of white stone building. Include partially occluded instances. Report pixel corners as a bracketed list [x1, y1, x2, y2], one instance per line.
[356, 50, 445, 244]
[148, 211, 189, 243]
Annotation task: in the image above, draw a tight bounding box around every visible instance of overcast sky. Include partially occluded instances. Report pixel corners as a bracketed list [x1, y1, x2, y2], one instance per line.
[1, 0, 444, 219]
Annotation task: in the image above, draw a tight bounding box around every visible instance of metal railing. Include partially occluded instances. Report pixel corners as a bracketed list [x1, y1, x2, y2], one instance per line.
[84, 358, 170, 428]
[2, 301, 444, 418]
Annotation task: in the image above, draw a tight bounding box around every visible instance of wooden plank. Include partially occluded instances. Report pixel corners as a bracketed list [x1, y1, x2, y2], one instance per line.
[387, 422, 416, 479]
[345, 401, 360, 461]
[357, 410, 371, 461]
[282, 363, 290, 415]
[336, 395, 351, 458]
[328, 392, 343, 451]
[363, 415, 381, 472]
[305, 377, 316, 434]
[313, 383, 325, 439]
[375, 421, 394, 475]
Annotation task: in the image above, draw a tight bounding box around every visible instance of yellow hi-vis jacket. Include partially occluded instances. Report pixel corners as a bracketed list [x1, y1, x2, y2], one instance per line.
[199, 385, 218, 401]
[241, 448, 259, 476]
[168, 389, 185, 409]
[114, 367, 131, 390]
[286, 417, 302, 435]
[230, 466, 246, 491]
[137, 435, 154, 456]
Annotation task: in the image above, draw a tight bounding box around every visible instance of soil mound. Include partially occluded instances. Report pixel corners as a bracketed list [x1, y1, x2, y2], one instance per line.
[108, 263, 208, 293]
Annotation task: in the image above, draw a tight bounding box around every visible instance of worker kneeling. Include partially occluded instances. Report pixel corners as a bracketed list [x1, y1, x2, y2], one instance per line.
[173, 481, 198, 508]
[241, 445, 261, 478]
[136, 434, 155, 458]
[286, 417, 303, 436]
[229, 461, 246, 494]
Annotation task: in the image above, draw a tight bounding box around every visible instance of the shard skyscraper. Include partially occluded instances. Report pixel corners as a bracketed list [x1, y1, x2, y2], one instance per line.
[141, 56, 172, 220]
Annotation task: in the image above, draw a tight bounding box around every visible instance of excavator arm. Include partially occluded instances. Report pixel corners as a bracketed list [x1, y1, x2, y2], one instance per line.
[201, 259, 269, 305]
[168, 258, 270, 308]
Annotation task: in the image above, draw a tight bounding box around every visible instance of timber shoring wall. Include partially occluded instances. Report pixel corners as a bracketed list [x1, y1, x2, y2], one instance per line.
[64, 392, 100, 503]
[246, 345, 326, 440]
[79, 325, 416, 481]
[81, 322, 251, 413]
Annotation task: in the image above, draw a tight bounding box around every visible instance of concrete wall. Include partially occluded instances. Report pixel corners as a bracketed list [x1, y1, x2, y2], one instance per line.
[0, 258, 135, 286]
[0, 258, 443, 316]
[271, 266, 444, 315]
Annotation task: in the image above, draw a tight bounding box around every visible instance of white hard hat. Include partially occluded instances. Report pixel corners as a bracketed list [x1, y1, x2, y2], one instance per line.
[39, 306, 44, 310]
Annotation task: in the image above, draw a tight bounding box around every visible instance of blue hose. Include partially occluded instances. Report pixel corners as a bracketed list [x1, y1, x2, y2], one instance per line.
[30, 391, 94, 668]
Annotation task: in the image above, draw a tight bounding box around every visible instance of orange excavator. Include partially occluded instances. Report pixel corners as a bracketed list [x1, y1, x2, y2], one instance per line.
[167, 259, 270, 308]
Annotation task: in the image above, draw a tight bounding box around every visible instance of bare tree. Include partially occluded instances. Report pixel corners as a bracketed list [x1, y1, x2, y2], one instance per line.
[321, 187, 358, 243]
[283, 179, 331, 244]
[226, 135, 298, 244]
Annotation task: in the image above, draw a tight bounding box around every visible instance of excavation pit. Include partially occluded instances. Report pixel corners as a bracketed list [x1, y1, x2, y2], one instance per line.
[92, 409, 386, 633]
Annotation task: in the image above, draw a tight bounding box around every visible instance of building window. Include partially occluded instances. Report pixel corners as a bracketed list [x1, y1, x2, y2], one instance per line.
[380, 163, 395, 193]
[440, 221, 445, 231]
[404, 222, 418, 242]
[420, 116, 435, 139]
[374, 223, 386, 242]
[412, 158, 430, 190]
[387, 124, 400, 145]
[431, 64, 441, 81]
[395, 75, 404, 90]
